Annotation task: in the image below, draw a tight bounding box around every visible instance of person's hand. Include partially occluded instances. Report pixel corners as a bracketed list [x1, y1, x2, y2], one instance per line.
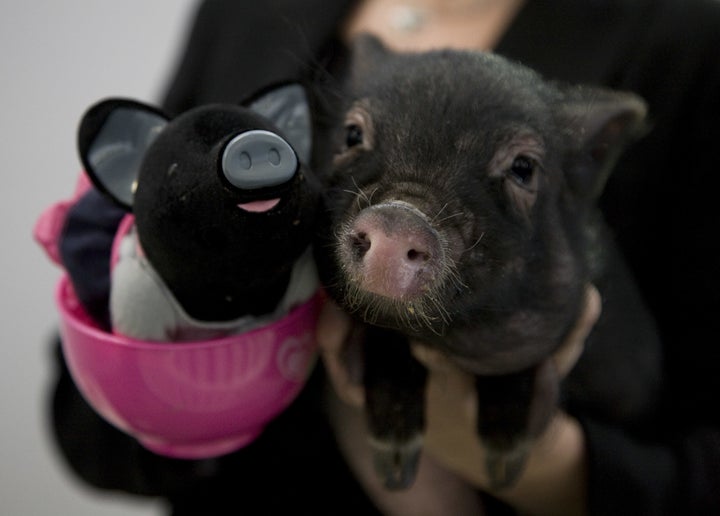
[317, 285, 601, 515]
[317, 283, 600, 409]
[414, 285, 600, 515]
[316, 300, 366, 407]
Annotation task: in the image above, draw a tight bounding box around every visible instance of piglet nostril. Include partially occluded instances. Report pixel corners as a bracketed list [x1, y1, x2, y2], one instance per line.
[350, 231, 371, 260]
[406, 248, 429, 262]
[343, 203, 444, 299]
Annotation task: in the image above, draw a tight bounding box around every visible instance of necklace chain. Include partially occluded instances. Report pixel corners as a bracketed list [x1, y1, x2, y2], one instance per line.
[389, 5, 427, 32]
[388, 0, 492, 32]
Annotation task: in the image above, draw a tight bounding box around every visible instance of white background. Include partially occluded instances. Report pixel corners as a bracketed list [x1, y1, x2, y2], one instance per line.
[0, 1, 198, 514]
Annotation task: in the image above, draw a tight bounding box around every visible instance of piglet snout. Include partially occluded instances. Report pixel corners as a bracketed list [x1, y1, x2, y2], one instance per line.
[343, 202, 443, 300]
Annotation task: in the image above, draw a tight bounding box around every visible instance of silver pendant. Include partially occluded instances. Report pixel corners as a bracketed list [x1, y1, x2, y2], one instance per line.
[389, 5, 428, 32]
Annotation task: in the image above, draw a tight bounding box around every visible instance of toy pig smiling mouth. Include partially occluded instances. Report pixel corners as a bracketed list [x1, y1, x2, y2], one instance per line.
[237, 199, 281, 212]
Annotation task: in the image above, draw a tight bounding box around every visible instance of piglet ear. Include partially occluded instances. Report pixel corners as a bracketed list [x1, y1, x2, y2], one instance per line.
[345, 34, 392, 88]
[246, 83, 312, 164]
[559, 87, 648, 199]
[352, 33, 390, 60]
[78, 99, 168, 210]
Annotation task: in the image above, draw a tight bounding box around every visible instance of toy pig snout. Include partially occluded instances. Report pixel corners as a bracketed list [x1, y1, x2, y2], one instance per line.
[221, 130, 298, 191]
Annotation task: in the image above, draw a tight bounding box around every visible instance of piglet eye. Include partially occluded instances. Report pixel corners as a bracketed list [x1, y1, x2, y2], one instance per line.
[345, 124, 364, 148]
[333, 105, 373, 166]
[509, 155, 536, 188]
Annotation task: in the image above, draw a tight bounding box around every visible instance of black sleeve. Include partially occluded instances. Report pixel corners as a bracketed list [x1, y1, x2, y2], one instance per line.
[503, 1, 720, 513]
[581, 1, 720, 513]
[161, 0, 355, 115]
[58, 188, 126, 329]
[580, 418, 720, 515]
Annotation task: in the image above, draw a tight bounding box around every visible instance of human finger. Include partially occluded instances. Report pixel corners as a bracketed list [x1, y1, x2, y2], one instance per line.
[316, 301, 365, 407]
[552, 283, 602, 377]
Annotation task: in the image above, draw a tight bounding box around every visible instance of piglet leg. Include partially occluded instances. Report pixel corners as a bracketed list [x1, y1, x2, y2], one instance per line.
[475, 359, 559, 489]
[363, 326, 427, 489]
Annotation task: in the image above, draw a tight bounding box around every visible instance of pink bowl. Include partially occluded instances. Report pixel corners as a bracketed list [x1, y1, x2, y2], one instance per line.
[55, 275, 322, 459]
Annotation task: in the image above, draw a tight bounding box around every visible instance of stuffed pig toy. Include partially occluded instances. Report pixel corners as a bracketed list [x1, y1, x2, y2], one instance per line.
[52, 84, 320, 341]
[34, 84, 322, 458]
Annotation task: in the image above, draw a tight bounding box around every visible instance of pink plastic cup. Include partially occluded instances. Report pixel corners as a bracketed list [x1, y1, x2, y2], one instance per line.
[55, 275, 322, 459]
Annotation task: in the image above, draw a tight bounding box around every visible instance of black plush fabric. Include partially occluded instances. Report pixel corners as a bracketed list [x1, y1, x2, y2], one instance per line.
[49, 0, 720, 514]
[129, 103, 318, 321]
[162, 0, 355, 115]
[59, 187, 126, 329]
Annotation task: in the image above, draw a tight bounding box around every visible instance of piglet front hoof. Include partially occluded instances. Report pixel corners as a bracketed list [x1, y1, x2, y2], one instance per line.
[484, 447, 530, 490]
[363, 326, 428, 490]
[370, 435, 423, 490]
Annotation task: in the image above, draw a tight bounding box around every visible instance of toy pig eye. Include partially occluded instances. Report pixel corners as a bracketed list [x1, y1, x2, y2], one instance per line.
[508, 155, 537, 190]
[345, 124, 364, 148]
[221, 130, 298, 190]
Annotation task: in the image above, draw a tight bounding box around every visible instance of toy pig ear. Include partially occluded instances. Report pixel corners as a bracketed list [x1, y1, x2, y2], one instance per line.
[78, 99, 168, 210]
[559, 87, 648, 199]
[246, 83, 312, 164]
